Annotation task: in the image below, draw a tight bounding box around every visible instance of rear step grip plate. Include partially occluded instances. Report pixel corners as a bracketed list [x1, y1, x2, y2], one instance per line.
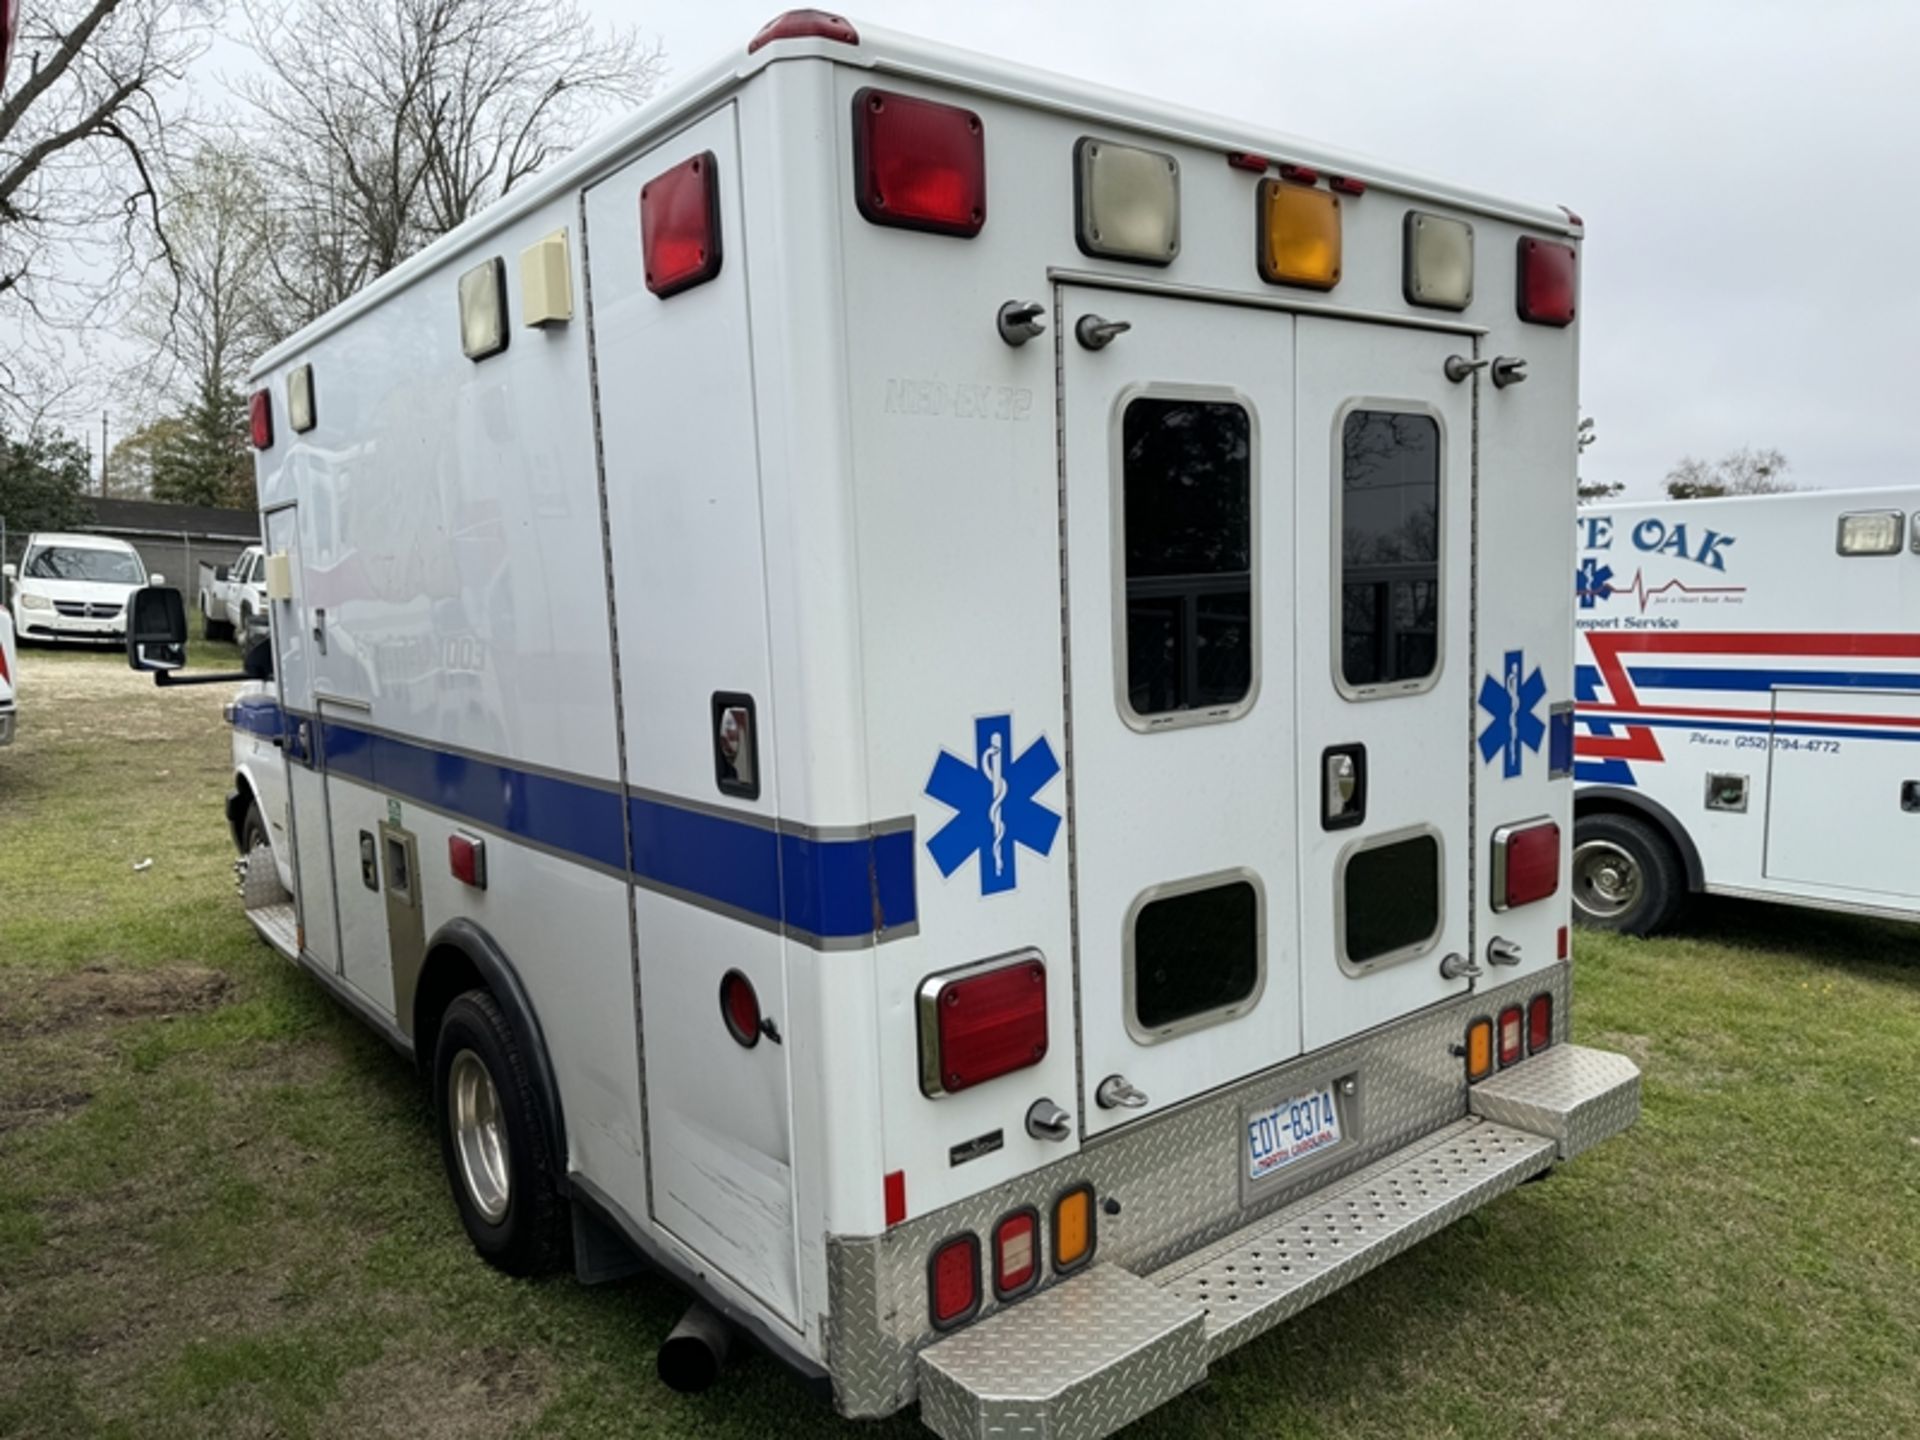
[1468, 1044, 1642, 1161]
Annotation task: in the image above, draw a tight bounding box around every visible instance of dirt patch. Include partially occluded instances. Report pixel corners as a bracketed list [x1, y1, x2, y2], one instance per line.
[321, 1343, 547, 1440]
[0, 965, 231, 1037]
[0, 1087, 92, 1135]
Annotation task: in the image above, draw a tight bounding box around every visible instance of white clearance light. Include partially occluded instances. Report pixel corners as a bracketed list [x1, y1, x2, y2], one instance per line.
[520, 229, 573, 327]
[287, 363, 316, 433]
[458, 257, 508, 361]
[1075, 137, 1180, 265]
[1837, 511, 1903, 555]
[1404, 211, 1473, 310]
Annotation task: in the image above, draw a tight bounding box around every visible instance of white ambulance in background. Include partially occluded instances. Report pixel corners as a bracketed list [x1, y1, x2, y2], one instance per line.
[1573, 487, 1920, 934]
[130, 14, 1637, 1436]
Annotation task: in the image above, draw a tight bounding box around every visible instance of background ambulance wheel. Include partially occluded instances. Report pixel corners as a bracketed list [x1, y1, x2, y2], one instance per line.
[1571, 813, 1682, 936]
[240, 803, 270, 857]
[433, 990, 566, 1276]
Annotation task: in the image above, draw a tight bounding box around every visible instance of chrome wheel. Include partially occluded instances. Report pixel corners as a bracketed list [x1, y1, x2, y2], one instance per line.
[448, 1049, 511, 1223]
[1573, 839, 1642, 921]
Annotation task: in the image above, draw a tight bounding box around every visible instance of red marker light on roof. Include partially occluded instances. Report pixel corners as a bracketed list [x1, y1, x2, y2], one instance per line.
[249, 389, 274, 449]
[748, 9, 858, 53]
[1329, 174, 1366, 196]
[1227, 151, 1271, 173]
[1278, 162, 1319, 186]
[1517, 236, 1577, 326]
[854, 88, 986, 238]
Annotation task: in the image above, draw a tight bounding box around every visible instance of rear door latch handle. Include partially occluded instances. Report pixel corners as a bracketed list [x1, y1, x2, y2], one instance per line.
[1096, 1074, 1148, 1109]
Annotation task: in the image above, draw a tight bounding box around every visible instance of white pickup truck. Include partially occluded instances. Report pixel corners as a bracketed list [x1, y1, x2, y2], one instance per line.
[197, 545, 267, 642]
[0, 608, 17, 746]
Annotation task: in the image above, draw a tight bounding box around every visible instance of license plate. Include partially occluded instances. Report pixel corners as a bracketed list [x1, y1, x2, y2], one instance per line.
[1245, 1084, 1342, 1181]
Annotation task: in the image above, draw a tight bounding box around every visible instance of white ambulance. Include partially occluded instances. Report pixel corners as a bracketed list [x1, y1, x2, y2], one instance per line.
[1573, 487, 1920, 934]
[128, 14, 1637, 1435]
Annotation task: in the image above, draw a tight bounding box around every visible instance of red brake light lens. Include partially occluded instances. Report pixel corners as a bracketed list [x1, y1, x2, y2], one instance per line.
[642, 152, 723, 298]
[249, 389, 273, 449]
[1528, 993, 1553, 1054]
[853, 88, 986, 238]
[991, 1209, 1040, 1299]
[930, 1233, 981, 1329]
[1494, 819, 1561, 911]
[918, 953, 1047, 1096]
[718, 969, 761, 1048]
[1517, 236, 1577, 326]
[1497, 1005, 1524, 1068]
[747, 9, 857, 52]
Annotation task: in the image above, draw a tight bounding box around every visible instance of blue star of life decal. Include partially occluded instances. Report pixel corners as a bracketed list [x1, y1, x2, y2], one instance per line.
[1576, 557, 1614, 610]
[1478, 649, 1547, 779]
[925, 715, 1062, 896]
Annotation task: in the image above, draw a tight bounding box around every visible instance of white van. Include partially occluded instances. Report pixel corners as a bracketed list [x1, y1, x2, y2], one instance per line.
[132, 15, 1638, 1436]
[6, 533, 155, 645]
[1573, 487, 1920, 932]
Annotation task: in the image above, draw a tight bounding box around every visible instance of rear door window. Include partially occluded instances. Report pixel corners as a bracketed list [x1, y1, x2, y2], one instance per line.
[1121, 396, 1255, 723]
[1338, 409, 1441, 693]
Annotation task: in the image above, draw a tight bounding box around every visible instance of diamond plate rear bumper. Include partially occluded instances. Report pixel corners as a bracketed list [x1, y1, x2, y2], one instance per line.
[910, 1042, 1637, 1440]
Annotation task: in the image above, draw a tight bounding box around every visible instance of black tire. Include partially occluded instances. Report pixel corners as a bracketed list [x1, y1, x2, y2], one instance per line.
[432, 989, 568, 1276]
[1571, 811, 1685, 936]
[240, 802, 270, 857]
[203, 604, 233, 642]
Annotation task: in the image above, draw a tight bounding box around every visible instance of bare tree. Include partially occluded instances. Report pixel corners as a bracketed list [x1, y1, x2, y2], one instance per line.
[0, 0, 214, 423]
[1664, 447, 1794, 501]
[238, 0, 665, 337]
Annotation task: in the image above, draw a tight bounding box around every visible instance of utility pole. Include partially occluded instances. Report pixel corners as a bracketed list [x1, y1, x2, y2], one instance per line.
[100, 410, 109, 498]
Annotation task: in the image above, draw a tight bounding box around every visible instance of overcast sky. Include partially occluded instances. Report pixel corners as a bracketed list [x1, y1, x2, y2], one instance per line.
[623, 0, 1920, 498]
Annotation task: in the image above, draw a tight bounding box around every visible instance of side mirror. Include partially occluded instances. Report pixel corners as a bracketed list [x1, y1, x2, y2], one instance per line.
[126, 586, 188, 673]
[149, 572, 167, 587]
[243, 635, 274, 681]
[1, 563, 14, 580]
[214, 565, 230, 582]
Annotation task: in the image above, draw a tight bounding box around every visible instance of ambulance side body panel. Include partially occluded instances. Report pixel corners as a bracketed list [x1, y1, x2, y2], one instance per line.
[1575, 487, 1920, 918]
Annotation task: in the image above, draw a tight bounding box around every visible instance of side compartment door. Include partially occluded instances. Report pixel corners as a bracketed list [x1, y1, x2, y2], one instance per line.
[265, 505, 339, 970]
[1295, 319, 1475, 1050]
[1765, 687, 1920, 904]
[583, 104, 802, 1321]
[1061, 286, 1301, 1137]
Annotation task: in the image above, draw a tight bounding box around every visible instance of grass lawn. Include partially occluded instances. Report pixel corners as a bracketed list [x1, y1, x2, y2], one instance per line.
[2, 645, 1918, 1438]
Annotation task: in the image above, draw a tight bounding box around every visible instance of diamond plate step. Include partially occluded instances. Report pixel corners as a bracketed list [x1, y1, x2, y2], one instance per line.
[1150, 1118, 1555, 1361]
[1469, 1043, 1641, 1161]
[246, 900, 298, 959]
[916, 1265, 1206, 1440]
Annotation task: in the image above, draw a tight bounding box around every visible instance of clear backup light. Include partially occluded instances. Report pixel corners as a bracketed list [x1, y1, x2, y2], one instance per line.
[1074, 137, 1179, 265]
[1497, 1005, 1524, 1068]
[991, 1209, 1040, 1299]
[917, 951, 1048, 1096]
[1837, 510, 1903, 555]
[854, 88, 986, 238]
[1492, 818, 1561, 911]
[641, 152, 723, 298]
[1403, 211, 1474, 310]
[287, 364, 316, 433]
[458, 257, 509, 360]
[1516, 235, 1577, 326]
[1257, 178, 1341, 290]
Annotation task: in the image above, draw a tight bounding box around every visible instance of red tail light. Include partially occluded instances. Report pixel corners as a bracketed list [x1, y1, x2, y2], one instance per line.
[249, 389, 274, 449]
[1528, 993, 1553, 1054]
[917, 952, 1047, 1096]
[929, 1233, 981, 1329]
[0, 637, 10, 684]
[853, 88, 986, 237]
[1517, 236, 1577, 326]
[642, 152, 723, 298]
[1497, 1005, 1524, 1068]
[747, 9, 858, 52]
[991, 1209, 1040, 1300]
[1492, 818, 1560, 911]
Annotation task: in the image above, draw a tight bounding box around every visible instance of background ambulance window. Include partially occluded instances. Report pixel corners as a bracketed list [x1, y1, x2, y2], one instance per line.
[1339, 411, 1440, 690]
[1122, 398, 1253, 719]
[1130, 876, 1261, 1035]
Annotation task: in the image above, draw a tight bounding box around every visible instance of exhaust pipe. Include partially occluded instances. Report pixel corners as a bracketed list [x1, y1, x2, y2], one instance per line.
[657, 1302, 734, 1393]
